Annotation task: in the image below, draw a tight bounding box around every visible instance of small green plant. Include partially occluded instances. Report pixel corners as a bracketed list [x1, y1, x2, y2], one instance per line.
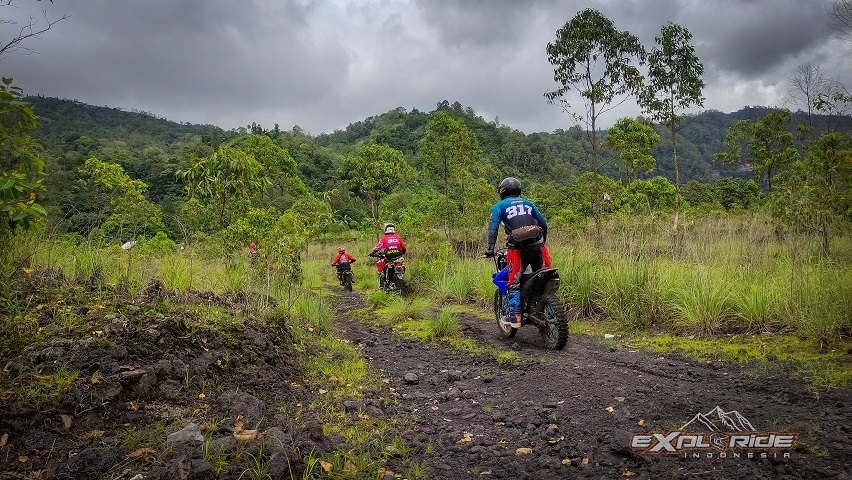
[425, 307, 460, 339]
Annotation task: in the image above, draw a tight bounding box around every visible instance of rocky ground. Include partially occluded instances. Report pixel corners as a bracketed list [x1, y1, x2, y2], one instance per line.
[332, 291, 851, 480]
[0, 282, 849, 479]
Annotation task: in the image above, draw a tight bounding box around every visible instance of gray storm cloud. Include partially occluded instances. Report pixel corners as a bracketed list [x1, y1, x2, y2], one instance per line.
[1, 0, 848, 134]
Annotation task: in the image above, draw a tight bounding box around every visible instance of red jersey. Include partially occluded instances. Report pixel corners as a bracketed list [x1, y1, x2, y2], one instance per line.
[332, 253, 355, 265]
[371, 234, 406, 258]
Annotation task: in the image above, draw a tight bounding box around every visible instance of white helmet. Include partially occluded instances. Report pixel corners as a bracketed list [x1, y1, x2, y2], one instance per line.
[383, 222, 396, 234]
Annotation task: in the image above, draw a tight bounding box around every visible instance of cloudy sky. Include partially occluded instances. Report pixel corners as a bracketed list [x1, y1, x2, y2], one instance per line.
[2, 0, 849, 135]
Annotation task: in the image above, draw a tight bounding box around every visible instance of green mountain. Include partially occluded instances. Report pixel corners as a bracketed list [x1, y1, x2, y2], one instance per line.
[25, 95, 850, 235]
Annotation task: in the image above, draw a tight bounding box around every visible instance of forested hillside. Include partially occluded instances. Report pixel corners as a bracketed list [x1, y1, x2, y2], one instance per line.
[26, 95, 850, 243]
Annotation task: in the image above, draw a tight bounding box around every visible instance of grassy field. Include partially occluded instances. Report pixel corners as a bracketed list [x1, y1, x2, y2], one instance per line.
[4, 212, 849, 390]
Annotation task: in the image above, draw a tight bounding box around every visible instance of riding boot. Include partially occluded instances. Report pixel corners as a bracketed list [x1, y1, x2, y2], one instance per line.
[505, 288, 521, 327]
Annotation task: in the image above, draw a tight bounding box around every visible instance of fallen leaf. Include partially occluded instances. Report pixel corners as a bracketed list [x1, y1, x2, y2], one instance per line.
[605, 406, 615, 412]
[92, 330, 104, 336]
[18, 455, 29, 463]
[0, 433, 8, 447]
[319, 460, 332, 473]
[128, 448, 155, 459]
[343, 460, 357, 473]
[623, 470, 636, 477]
[516, 447, 533, 455]
[562, 458, 571, 465]
[456, 432, 473, 444]
[118, 365, 135, 371]
[638, 419, 645, 427]
[233, 429, 262, 441]
[198, 393, 205, 399]
[60, 414, 72, 430]
[128, 401, 139, 411]
[318, 389, 327, 394]
[33, 375, 54, 381]
[232, 415, 263, 441]
[582, 457, 589, 465]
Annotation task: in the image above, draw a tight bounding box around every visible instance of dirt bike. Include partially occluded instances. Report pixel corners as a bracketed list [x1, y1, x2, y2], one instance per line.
[369, 252, 405, 293]
[335, 263, 354, 292]
[486, 249, 569, 350]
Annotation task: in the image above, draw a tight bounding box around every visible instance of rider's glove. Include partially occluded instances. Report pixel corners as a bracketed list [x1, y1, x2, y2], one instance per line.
[484, 249, 494, 258]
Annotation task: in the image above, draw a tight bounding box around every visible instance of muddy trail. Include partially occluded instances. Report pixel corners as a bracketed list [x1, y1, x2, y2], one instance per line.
[333, 290, 851, 479]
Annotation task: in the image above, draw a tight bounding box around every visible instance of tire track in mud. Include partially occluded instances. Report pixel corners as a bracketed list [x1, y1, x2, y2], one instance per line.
[331, 289, 851, 479]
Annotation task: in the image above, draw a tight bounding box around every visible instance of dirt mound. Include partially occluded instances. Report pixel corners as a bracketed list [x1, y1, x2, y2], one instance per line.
[0, 288, 317, 479]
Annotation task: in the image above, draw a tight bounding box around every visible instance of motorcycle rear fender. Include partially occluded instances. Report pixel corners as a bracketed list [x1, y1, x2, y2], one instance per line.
[520, 268, 560, 300]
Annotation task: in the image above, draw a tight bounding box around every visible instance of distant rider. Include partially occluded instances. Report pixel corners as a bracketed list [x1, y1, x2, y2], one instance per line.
[370, 223, 407, 287]
[484, 177, 551, 328]
[331, 247, 356, 283]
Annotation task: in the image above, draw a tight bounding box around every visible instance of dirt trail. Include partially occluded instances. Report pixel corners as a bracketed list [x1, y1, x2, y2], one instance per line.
[334, 290, 851, 480]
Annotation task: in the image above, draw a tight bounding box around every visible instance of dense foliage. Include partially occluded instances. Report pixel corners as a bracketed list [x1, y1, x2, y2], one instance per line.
[16, 93, 852, 262]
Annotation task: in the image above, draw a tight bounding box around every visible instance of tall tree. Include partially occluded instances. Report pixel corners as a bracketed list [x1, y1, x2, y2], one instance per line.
[419, 111, 487, 242]
[716, 109, 799, 193]
[177, 146, 271, 256]
[639, 22, 705, 231]
[344, 143, 412, 225]
[546, 9, 645, 242]
[602, 117, 661, 182]
[773, 131, 851, 257]
[784, 63, 832, 140]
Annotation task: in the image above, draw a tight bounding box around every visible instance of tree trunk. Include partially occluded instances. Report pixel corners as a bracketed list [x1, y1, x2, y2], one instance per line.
[591, 105, 601, 245]
[671, 106, 680, 233]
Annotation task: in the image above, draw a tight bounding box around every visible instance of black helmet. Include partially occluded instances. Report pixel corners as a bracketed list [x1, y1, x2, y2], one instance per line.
[498, 177, 521, 199]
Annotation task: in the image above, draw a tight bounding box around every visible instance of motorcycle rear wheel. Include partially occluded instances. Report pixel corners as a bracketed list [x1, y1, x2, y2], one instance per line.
[342, 271, 353, 292]
[538, 293, 568, 350]
[493, 290, 517, 339]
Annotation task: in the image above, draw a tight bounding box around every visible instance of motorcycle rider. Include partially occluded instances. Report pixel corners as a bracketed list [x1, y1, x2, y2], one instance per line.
[331, 246, 356, 283]
[484, 177, 552, 328]
[370, 222, 407, 288]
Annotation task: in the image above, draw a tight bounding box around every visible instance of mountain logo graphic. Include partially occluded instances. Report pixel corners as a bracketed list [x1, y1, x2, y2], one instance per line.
[630, 405, 799, 456]
[680, 406, 755, 432]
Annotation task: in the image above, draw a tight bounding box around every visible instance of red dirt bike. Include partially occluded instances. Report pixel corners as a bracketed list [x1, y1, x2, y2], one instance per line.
[485, 249, 569, 350]
[335, 262, 354, 292]
[369, 252, 405, 293]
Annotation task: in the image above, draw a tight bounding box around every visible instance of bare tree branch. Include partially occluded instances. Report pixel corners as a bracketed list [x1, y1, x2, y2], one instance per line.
[0, 2, 69, 61]
[827, 0, 852, 42]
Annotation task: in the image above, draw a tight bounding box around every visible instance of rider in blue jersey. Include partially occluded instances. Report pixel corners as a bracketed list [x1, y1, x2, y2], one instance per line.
[485, 177, 552, 328]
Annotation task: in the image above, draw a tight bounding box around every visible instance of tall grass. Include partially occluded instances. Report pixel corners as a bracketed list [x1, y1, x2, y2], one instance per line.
[289, 293, 334, 333]
[544, 214, 851, 341]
